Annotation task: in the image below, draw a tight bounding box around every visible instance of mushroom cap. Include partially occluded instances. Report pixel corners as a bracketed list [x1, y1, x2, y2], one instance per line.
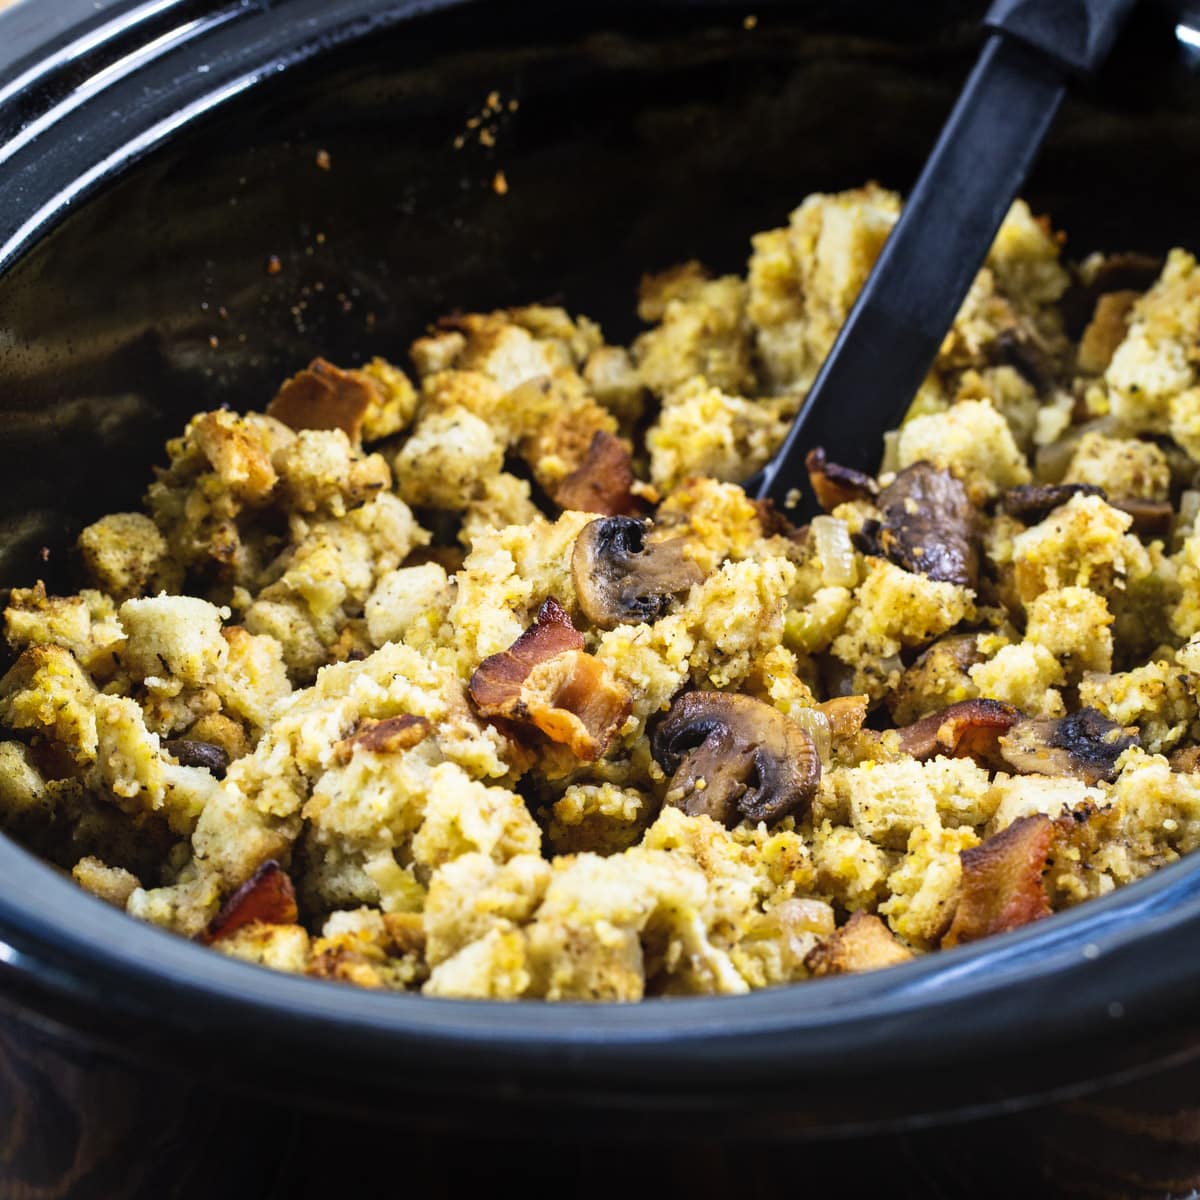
[572, 516, 704, 631]
[651, 691, 821, 827]
[999, 707, 1138, 786]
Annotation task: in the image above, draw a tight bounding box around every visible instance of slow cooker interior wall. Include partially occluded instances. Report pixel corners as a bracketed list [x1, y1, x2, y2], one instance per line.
[0, 0, 1193, 595]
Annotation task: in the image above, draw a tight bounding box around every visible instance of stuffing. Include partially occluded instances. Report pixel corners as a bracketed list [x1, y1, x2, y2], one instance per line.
[77, 512, 177, 599]
[4, 184, 1199, 1003]
[646, 375, 790, 492]
[1011, 493, 1150, 605]
[1062, 432, 1170, 502]
[895, 399, 1031, 504]
[634, 264, 755, 397]
[4, 583, 124, 677]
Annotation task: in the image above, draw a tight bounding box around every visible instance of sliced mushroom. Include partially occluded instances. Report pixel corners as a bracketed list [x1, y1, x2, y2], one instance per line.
[992, 324, 1057, 394]
[1001, 482, 1105, 523]
[334, 714, 432, 764]
[1082, 251, 1163, 297]
[551, 431, 636, 516]
[872, 462, 979, 587]
[651, 691, 820, 827]
[572, 516, 704, 630]
[202, 860, 298, 945]
[1111, 497, 1174, 539]
[941, 814, 1055, 948]
[805, 911, 913, 977]
[164, 738, 231, 779]
[804, 447, 879, 512]
[469, 598, 631, 761]
[897, 698, 1022, 767]
[999, 708, 1138, 786]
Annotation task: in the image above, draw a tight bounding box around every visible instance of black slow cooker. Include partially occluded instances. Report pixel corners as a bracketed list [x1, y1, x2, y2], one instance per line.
[3, 2, 1200, 1195]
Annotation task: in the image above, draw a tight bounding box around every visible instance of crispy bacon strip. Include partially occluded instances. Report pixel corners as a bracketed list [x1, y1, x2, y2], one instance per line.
[203, 860, 298, 945]
[334, 714, 432, 764]
[469, 598, 584, 708]
[551, 431, 636, 516]
[941, 814, 1055, 948]
[805, 911, 913, 977]
[267, 357, 377, 441]
[469, 598, 631, 760]
[804, 447, 878, 512]
[897, 699, 1022, 767]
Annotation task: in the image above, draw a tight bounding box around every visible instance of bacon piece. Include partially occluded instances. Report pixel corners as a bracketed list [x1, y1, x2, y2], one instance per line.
[941, 814, 1055, 948]
[805, 911, 913, 977]
[203, 860, 298, 945]
[469, 598, 583, 708]
[469, 598, 631, 761]
[897, 698, 1022, 767]
[804, 447, 879, 512]
[267, 357, 377, 441]
[334, 714, 432, 764]
[551, 431, 636, 516]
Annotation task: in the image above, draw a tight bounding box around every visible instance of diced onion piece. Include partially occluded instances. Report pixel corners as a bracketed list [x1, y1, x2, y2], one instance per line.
[790, 706, 833, 766]
[812, 515, 857, 588]
[1179, 490, 1200, 539]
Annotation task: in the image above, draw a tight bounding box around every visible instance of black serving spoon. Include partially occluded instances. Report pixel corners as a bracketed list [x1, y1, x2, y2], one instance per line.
[752, 0, 1137, 520]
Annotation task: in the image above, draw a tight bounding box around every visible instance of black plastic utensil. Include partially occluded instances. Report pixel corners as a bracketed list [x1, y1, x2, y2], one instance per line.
[752, 0, 1138, 519]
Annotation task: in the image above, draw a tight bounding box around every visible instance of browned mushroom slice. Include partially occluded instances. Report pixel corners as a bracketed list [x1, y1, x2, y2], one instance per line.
[1083, 251, 1163, 297]
[805, 911, 913, 977]
[874, 462, 979, 587]
[1000, 482, 1106, 523]
[998, 708, 1138, 786]
[203, 860, 298, 945]
[469, 598, 631, 761]
[164, 738, 230, 779]
[1111, 497, 1174, 539]
[572, 516, 704, 631]
[804, 447, 879, 512]
[897, 699, 1022, 767]
[551, 431, 636, 516]
[941, 814, 1055, 948]
[267, 357, 377, 440]
[334, 714, 432, 764]
[651, 691, 820, 827]
[992, 324, 1057, 393]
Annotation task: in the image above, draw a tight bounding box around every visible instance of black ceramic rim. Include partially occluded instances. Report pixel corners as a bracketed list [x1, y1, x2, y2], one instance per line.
[2, 0, 1200, 1125]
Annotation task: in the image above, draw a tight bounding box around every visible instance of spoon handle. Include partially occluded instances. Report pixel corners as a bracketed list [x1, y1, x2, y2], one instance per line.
[754, 0, 1136, 519]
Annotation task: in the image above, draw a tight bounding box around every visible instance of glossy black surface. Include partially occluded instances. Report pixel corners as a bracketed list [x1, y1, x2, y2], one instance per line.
[2, 0, 1200, 1178]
